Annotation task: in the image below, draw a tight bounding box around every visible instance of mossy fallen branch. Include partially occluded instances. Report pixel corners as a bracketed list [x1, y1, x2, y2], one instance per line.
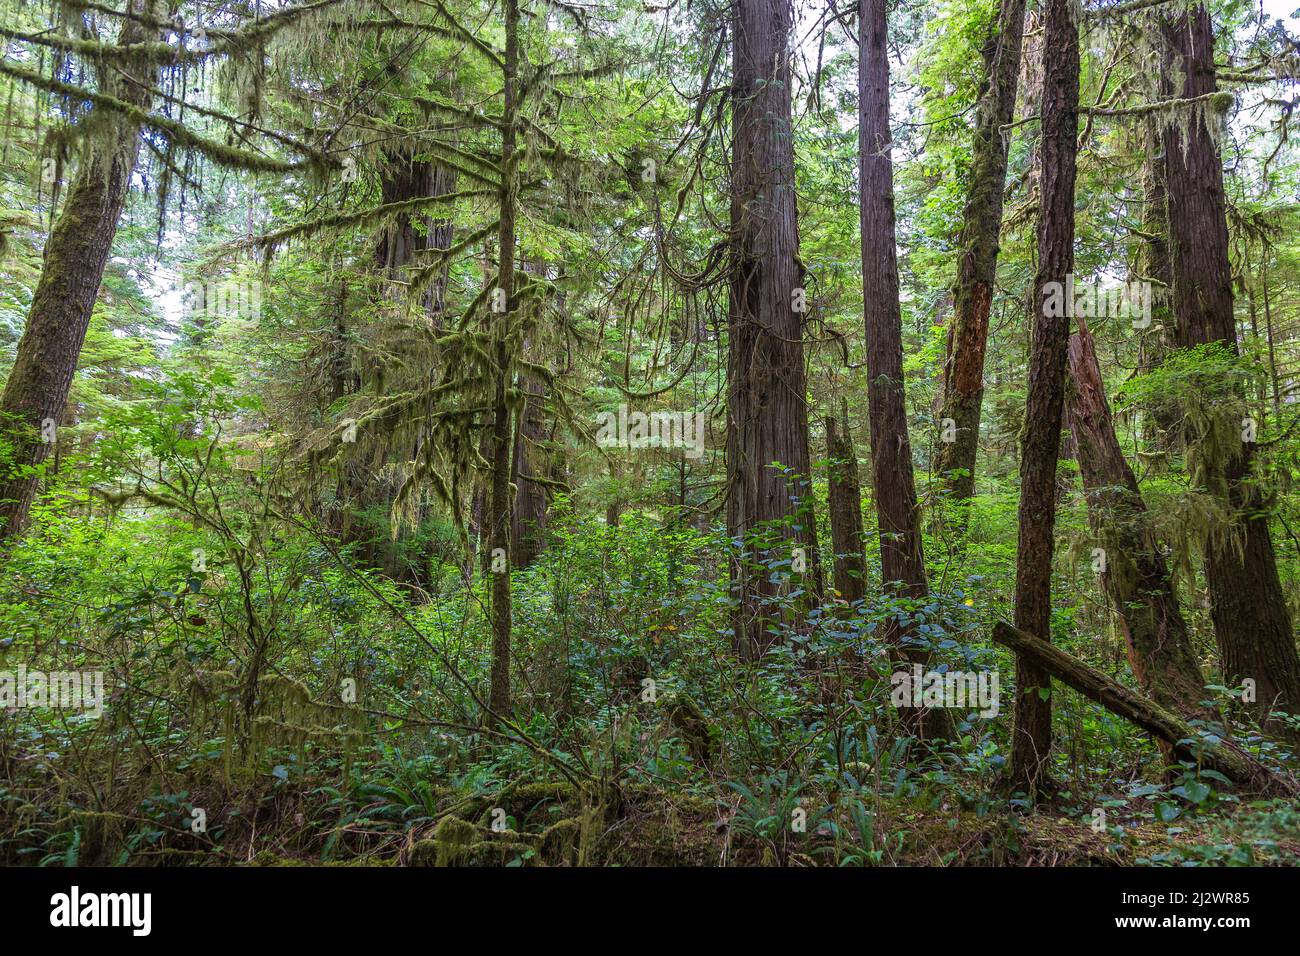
[990, 621, 1297, 795]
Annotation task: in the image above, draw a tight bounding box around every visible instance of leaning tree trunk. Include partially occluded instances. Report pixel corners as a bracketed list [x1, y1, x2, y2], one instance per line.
[1159, 5, 1300, 737]
[933, 0, 1028, 515]
[1067, 316, 1206, 720]
[992, 622, 1293, 796]
[825, 410, 866, 606]
[0, 13, 156, 543]
[859, 0, 952, 741]
[1007, 0, 1078, 797]
[726, 0, 819, 660]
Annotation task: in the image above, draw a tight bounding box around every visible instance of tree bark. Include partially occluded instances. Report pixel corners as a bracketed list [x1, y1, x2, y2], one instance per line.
[860, 0, 953, 741]
[511, 267, 550, 568]
[1067, 316, 1206, 720]
[1008, 0, 1078, 796]
[1135, 116, 1178, 448]
[0, 11, 156, 543]
[825, 412, 866, 606]
[933, 0, 1028, 514]
[487, 0, 519, 722]
[1159, 5, 1300, 737]
[726, 0, 819, 660]
[375, 149, 456, 318]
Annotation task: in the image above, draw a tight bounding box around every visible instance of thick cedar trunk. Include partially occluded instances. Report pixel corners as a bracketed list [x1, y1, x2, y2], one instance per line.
[1008, 0, 1078, 795]
[376, 151, 456, 317]
[511, 260, 552, 567]
[376, 152, 433, 274]
[992, 622, 1293, 795]
[1159, 6, 1300, 735]
[0, 13, 155, 542]
[511, 323, 549, 565]
[1067, 317, 1206, 720]
[726, 0, 819, 660]
[825, 413, 866, 605]
[510, 377, 548, 566]
[825, 413, 866, 606]
[487, 0, 519, 721]
[860, 0, 952, 741]
[425, 163, 457, 318]
[333, 152, 458, 567]
[344, 153, 454, 542]
[933, 0, 1028, 511]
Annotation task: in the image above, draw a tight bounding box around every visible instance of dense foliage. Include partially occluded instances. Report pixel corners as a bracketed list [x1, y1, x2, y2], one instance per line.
[1, 0, 1299, 867]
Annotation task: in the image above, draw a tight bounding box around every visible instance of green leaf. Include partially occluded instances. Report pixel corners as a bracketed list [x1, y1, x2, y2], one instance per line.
[1182, 780, 1211, 804]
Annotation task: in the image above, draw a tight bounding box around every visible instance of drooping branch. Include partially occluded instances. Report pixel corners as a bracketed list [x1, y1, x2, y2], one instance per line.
[241, 188, 495, 253]
[2, 0, 361, 67]
[0, 60, 330, 174]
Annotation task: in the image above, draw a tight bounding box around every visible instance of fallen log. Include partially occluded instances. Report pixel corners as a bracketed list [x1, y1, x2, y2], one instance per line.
[991, 620, 1296, 795]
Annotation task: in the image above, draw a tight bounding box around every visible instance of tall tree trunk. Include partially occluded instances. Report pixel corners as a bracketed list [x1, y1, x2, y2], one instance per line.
[825, 411, 866, 606]
[487, 0, 520, 722]
[333, 150, 457, 559]
[860, 0, 952, 741]
[726, 0, 819, 660]
[0, 13, 156, 543]
[1159, 5, 1300, 737]
[1067, 317, 1206, 720]
[933, 0, 1028, 516]
[1007, 0, 1078, 796]
[511, 378, 548, 566]
[512, 279, 550, 568]
[1134, 117, 1178, 449]
[425, 164, 457, 320]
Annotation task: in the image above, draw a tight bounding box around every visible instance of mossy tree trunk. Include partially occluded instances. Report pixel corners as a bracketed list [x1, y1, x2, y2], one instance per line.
[510, 371, 548, 566]
[1067, 316, 1206, 720]
[992, 622, 1292, 795]
[1158, 5, 1300, 737]
[1008, 0, 1078, 797]
[487, 0, 520, 721]
[0, 8, 157, 543]
[511, 261, 551, 569]
[1135, 117, 1179, 449]
[933, 0, 1028, 519]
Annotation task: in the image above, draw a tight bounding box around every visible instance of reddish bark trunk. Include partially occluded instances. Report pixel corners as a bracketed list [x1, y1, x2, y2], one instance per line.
[726, 0, 819, 659]
[1008, 0, 1079, 796]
